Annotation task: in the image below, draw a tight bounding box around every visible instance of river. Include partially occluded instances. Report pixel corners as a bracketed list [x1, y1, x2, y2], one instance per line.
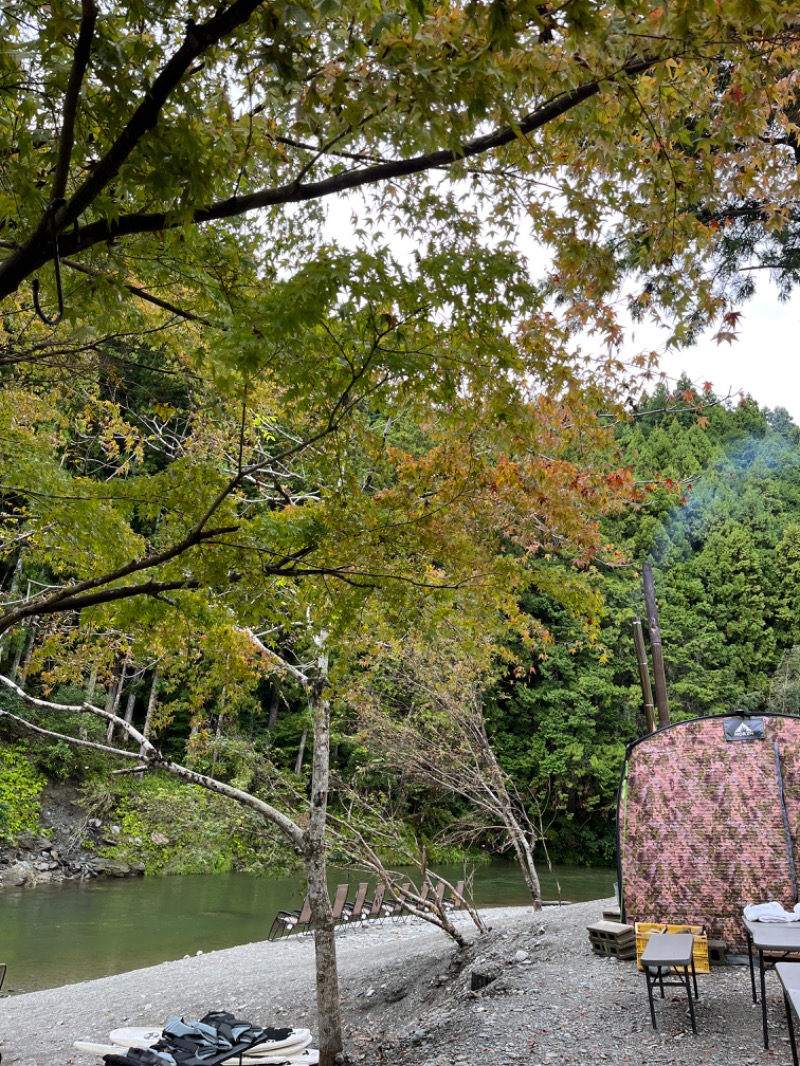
[0, 862, 615, 994]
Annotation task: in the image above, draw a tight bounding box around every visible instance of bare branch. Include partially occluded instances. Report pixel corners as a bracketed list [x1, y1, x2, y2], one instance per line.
[0, 671, 306, 848]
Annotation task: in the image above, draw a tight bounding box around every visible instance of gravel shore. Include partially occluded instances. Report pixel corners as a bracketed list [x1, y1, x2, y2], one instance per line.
[0, 898, 793, 1066]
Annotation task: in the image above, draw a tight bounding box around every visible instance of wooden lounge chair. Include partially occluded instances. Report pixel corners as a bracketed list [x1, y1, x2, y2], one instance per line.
[268, 895, 312, 940]
[331, 883, 351, 926]
[385, 882, 412, 922]
[341, 882, 370, 928]
[444, 879, 465, 910]
[361, 882, 386, 926]
[430, 881, 446, 910]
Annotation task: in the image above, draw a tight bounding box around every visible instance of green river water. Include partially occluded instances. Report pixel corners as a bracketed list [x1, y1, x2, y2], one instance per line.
[0, 863, 615, 994]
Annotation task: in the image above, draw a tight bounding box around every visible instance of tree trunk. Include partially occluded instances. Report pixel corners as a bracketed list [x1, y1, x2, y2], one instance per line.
[504, 811, 542, 910]
[142, 668, 158, 742]
[85, 662, 99, 704]
[267, 680, 280, 730]
[106, 663, 126, 743]
[123, 682, 137, 725]
[303, 638, 343, 1066]
[0, 553, 25, 662]
[472, 713, 543, 910]
[16, 626, 36, 685]
[294, 728, 307, 774]
[8, 626, 30, 682]
[137, 668, 159, 777]
[643, 563, 670, 728]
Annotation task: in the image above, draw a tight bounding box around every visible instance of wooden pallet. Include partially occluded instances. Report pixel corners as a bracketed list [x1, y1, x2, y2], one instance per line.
[587, 921, 637, 960]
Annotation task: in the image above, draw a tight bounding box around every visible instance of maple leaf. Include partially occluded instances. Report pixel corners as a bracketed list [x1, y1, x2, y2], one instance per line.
[713, 329, 738, 345]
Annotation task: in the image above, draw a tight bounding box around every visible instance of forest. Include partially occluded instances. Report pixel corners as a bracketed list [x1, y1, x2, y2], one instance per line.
[2, 376, 799, 873]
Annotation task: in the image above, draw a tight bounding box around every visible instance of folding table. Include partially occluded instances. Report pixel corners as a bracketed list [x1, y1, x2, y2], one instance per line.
[743, 917, 800, 1048]
[776, 962, 800, 1066]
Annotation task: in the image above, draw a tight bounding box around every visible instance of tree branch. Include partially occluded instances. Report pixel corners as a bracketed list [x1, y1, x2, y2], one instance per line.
[0, 53, 660, 298]
[0, 672, 306, 848]
[0, 0, 267, 298]
[0, 524, 237, 636]
[51, 0, 98, 202]
[60, 256, 217, 327]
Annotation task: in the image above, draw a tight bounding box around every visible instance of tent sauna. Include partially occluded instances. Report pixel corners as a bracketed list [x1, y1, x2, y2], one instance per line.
[617, 713, 800, 948]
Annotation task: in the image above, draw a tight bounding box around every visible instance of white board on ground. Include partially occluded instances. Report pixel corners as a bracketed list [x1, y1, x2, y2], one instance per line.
[75, 1041, 319, 1066]
[108, 1027, 313, 1055]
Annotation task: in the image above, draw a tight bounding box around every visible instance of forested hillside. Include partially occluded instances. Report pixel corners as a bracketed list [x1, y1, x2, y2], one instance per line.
[2, 378, 798, 872]
[488, 382, 800, 864]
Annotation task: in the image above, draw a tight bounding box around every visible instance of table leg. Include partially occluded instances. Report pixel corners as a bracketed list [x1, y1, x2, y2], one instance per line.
[690, 952, 699, 999]
[645, 968, 658, 1030]
[760, 948, 769, 1049]
[748, 933, 757, 1002]
[786, 990, 799, 1066]
[683, 965, 698, 1035]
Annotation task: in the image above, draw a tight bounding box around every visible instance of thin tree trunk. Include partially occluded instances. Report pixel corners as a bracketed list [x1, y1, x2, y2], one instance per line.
[106, 662, 126, 743]
[476, 715, 543, 911]
[137, 668, 159, 777]
[504, 812, 542, 909]
[123, 683, 137, 725]
[85, 662, 98, 704]
[304, 637, 343, 1066]
[212, 687, 225, 776]
[0, 553, 25, 662]
[294, 728, 308, 774]
[16, 626, 35, 685]
[267, 681, 280, 729]
[8, 627, 28, 682]
[141, 668, 158, 743]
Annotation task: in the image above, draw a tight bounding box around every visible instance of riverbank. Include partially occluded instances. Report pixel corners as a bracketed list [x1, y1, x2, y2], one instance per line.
[0, 899, 790, 1066]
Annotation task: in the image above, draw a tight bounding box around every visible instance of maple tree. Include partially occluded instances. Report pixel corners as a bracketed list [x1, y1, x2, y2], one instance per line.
[4, 4, 800, 1062]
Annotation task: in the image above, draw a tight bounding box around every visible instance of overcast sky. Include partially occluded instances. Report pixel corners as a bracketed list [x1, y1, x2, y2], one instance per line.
[646, 287, 800, 425]
[325, 195, 800, 425]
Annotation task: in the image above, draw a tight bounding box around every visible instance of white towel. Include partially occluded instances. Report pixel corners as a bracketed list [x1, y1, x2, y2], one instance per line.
[744, 901, 800, 922]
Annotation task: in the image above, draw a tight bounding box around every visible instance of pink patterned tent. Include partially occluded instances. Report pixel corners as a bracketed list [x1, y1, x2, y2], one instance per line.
[618, 713, 800, 948]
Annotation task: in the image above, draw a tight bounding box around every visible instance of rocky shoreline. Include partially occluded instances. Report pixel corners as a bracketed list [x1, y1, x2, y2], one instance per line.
[0, 898, 794, 1066]
[0, 785, 144, 888]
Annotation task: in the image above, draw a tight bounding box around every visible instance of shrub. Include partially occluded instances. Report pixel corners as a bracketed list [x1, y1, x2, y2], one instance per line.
[0, 744, 46, 840]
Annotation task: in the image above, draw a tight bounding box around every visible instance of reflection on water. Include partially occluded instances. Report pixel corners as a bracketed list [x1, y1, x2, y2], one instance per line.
[0, 862, 615, 994]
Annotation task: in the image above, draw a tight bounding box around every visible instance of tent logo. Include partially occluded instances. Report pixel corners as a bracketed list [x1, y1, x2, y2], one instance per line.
[723, 715, 765, 741]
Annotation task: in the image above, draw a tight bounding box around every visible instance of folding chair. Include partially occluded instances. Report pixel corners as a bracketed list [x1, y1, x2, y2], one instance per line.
[268, 895, 312, 940]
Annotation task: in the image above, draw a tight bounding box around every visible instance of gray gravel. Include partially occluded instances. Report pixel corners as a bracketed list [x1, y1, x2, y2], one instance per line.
[0, 898, 793, 1066]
